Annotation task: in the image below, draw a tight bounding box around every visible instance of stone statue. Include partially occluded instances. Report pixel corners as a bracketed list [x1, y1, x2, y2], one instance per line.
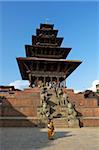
[56, 89, 79, 127]
[39, 87, 51, 119]
[57, 88, 63, 105]
[67, 102, 79, 127]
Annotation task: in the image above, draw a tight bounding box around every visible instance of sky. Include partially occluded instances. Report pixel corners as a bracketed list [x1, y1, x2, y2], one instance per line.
[0, 1, 99, 91]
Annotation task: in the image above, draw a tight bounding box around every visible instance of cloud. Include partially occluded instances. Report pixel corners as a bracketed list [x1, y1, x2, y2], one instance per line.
[9, 80, 29, 90]
[88, 80, 99, 92]
[74, 90, 82, 93]
[74, 80, 99, 93]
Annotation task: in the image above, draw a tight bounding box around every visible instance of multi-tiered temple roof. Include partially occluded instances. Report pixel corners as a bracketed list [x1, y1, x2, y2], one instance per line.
[17, 23, 82, 87]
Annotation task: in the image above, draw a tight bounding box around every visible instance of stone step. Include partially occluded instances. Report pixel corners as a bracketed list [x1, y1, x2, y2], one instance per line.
[53, 118, 68, 128]
[54, 125, 68, 128]
[54, 121, 67, 124]
[54, 123, 67, 125]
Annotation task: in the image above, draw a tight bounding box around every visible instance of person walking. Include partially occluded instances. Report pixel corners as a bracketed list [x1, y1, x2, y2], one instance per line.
[47, 119, 55, 140]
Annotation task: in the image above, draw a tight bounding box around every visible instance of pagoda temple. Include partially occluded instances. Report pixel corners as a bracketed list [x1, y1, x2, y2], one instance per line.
[0, 23, 99, 128]
[16, 23, 82, 88]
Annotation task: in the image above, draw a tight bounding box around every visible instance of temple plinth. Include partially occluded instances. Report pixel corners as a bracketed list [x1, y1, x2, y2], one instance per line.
[17, 23, 82, 87]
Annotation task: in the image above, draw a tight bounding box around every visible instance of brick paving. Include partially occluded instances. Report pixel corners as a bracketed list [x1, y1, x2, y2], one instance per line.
[0, 127, 99, 150]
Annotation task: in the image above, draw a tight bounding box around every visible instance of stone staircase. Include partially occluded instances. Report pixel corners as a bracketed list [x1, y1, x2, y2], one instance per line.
[53, 118, 68, 128]
[46, 88, 80, 128]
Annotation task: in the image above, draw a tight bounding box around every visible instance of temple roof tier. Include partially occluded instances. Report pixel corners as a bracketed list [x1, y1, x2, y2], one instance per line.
[40, 23, 54, 29]
[36, 29, 58, 37]
[25, 45, 71, 59]
[32, 35, 63, 47]
[16, 57, 82, 80]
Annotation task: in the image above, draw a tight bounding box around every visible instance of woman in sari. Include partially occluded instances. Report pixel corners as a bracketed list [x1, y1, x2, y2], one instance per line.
[47, 119, 55, 140]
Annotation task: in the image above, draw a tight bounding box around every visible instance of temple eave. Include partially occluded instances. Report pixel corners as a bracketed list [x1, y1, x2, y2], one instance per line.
[25, 44, 72, 50]
[25, 45, 72, 59]
[17, 57, 81, 82]
[16, 57, 82, 63]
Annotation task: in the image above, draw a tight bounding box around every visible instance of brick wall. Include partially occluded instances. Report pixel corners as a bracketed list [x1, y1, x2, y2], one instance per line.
[80, 118, 99, 127]
[0, 87, 41, 127]
[76, 107, 99, 117]
[0, 87, 99, 127]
